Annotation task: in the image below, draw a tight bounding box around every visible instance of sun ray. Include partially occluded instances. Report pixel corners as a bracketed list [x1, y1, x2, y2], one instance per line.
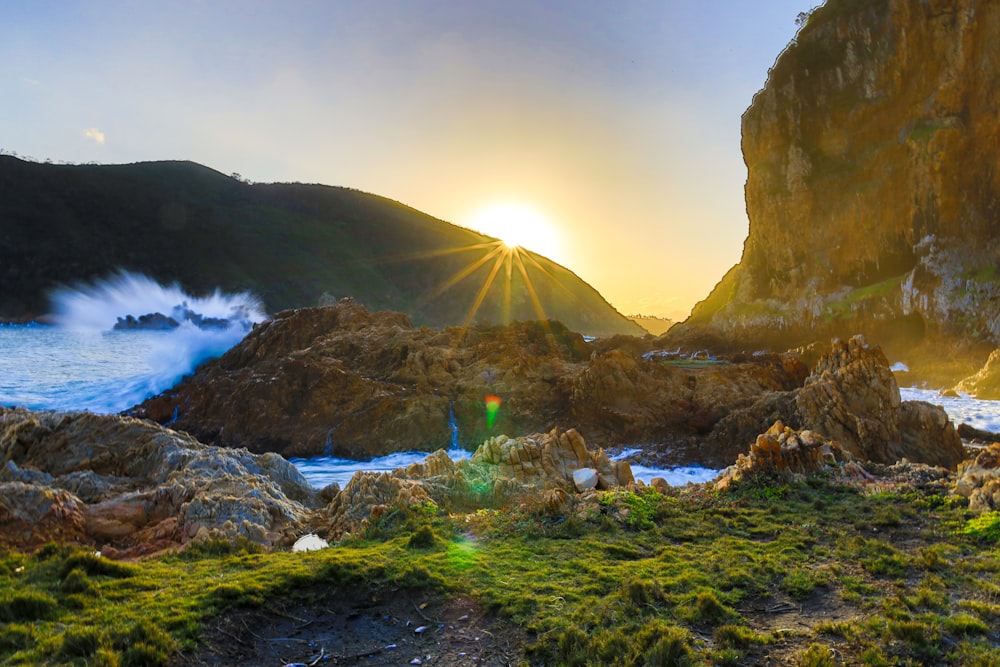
[520, 250, 595, 312]
[460, 247, 508, 329]
[513, 248, 559, 349]
[346, 241, 499, 267]
[502, 249, 513, 326]
[417, 242, 505, 305]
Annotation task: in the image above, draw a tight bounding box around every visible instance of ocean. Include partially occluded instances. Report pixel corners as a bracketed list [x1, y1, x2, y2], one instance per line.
[0, 272, 725, 488]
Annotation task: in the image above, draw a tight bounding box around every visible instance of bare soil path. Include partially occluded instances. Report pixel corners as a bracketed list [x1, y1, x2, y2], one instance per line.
[172, 584, 528, 667]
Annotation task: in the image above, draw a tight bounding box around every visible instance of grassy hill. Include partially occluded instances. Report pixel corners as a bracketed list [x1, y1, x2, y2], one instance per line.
[0, 156, 641, 336]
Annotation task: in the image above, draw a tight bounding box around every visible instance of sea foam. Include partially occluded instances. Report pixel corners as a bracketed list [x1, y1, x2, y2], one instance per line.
[49, 271, 265, 331]
[24, 271, 268, 413]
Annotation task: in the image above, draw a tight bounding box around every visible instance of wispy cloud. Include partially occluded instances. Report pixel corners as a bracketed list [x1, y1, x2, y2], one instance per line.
[83, 128, 106, 145]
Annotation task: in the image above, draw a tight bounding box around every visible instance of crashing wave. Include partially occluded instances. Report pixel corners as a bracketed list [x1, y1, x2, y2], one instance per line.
[49, 270, 264, 332]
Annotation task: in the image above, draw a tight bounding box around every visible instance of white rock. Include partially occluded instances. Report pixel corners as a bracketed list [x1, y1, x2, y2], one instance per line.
[292, 533, 329, 552]
[572, 467, 598, 492]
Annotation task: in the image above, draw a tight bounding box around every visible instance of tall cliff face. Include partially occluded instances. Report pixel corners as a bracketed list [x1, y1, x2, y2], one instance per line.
[688, 0, 1000, 359]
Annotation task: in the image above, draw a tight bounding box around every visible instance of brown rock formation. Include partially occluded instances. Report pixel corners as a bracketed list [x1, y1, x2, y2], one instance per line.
[954, 443, 1000, 512]
[0, 408, 317, 557]
[704, 336, 966, 469]
[680, 0, 1000, 381]
[714, 421, 850, 491]
[314, 428, 634, 540]
[130, 300, 806, 463]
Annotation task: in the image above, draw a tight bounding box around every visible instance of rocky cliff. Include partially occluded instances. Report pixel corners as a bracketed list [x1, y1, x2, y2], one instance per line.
[682, 0, 1000, 382]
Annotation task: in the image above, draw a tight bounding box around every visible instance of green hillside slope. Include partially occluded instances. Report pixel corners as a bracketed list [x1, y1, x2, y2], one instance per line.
[0, 157, 641, 336]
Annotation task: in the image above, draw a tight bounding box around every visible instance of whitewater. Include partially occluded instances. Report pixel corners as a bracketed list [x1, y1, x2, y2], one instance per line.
[2, 272, 996, 489]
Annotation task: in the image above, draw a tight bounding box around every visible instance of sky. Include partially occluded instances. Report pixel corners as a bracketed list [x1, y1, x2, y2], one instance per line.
[1, 1, 811, 321]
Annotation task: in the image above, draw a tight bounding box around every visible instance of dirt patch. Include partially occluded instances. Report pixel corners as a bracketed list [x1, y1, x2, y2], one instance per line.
[172, 585, 529, 666]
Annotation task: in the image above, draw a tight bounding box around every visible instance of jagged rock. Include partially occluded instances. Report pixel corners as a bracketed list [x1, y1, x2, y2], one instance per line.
[795, 336, 901, 462]
[714, 421, 850, 491]
[314, 428, 634, 540]
[0, 407, 319, 557]
[130, 300, 806, 464]
[706, 336, 966, 469]
[0, 482, 88, 550]
[954, 443, 1000, 513]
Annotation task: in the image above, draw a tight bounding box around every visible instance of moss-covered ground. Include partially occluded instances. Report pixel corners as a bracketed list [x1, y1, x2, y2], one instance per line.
[2, 474, 999, 665]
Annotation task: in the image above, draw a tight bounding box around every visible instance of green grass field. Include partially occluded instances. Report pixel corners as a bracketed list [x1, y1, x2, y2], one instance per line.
[2, 474, 998, 665]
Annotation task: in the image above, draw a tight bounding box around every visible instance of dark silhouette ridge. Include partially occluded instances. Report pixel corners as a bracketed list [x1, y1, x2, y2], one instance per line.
[0, 156, 641, 336]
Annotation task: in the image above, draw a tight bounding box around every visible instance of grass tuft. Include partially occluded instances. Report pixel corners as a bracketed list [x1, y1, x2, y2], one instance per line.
[0, 590, 58, 622]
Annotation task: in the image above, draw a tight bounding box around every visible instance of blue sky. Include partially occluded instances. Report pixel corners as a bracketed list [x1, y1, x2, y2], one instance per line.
[1, 1, 810, 320]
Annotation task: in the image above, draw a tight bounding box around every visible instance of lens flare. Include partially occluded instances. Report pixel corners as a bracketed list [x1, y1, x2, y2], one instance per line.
[485, 395, 502, 430]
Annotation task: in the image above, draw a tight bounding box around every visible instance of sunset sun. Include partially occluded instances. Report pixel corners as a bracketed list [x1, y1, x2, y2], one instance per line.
[467, 202, 561, 259]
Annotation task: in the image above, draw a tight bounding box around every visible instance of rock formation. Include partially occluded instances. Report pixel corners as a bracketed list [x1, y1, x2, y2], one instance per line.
[130, 300, 806, 464]
[951, 349, 1000, 399]
[676, 0, 1000, 384]
[713, 421, 850, 491]
[313, 428, 635, 540]
[954, 443, 1000, 513]
[0, 408, 318, 557]
[703, 336, 966, 469]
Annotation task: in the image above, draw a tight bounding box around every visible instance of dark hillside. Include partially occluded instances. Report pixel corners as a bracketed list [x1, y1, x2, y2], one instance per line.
[0, 157, 641, 335]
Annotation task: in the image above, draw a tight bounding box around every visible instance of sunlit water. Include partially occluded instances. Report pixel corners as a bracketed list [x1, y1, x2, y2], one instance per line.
[3, 272, 993, 490]
[900, 387, 1000, 433]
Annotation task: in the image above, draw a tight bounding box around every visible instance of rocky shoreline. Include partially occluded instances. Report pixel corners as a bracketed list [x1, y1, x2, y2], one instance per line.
[4, 303, 999, 559]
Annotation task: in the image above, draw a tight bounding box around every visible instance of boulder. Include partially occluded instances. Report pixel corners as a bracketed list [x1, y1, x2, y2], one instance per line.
[954, 443, 1000, 513]
[573, 468, 598, 492]
[0, 407, 319, 557]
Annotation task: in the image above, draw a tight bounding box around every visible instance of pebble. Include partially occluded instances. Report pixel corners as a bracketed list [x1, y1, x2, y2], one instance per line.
[414, 625, 428, 634]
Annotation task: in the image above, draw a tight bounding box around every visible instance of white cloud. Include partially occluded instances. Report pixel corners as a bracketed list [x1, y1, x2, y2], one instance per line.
[83, 128, 105, 144]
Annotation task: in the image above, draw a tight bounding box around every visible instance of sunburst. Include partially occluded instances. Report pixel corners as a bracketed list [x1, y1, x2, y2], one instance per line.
[347, 234, 593, 345]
